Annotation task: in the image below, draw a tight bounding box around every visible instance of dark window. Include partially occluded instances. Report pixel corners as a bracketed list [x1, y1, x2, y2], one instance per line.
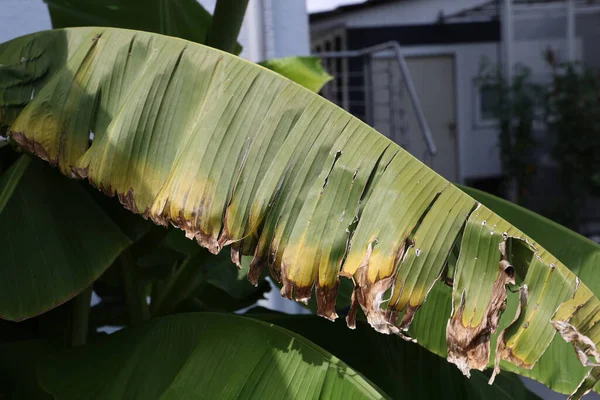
[479, 84, 500, 121]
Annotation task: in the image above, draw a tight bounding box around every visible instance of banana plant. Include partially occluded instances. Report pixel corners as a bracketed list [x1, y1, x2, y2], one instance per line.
[1, 26, 600, 399]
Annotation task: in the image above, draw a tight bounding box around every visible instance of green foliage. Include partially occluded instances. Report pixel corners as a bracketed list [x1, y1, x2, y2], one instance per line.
[545, 56, 600, 225]
[0, 157, 130, 321]
[259, 313, 540, 400]
[38, 313, 388, 399]
[260, 56, 333, 93]
[46, 0, 218, 48]
[478, 53, 600, 230]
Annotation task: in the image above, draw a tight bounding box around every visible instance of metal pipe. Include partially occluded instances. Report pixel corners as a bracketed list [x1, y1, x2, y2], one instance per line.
[315, 41, 438, 155]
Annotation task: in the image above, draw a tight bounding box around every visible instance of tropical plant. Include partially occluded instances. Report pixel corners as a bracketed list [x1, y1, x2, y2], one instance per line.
[477, 51, 600, 231]
[1, 1, 600, 399]
[544, 50, 600, 229]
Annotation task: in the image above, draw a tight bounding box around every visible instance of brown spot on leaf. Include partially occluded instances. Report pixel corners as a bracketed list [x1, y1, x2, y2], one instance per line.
[553, 320, 600, 367]
[152, 204, 222, 255]
[279, 275, 295, 300]
[194, 230, 220, 255]
[72, 165, 88, 179]
[217, 223, 234, 249]
[149, 199, 171, 227]
[10, 131, 55, 166]
[293, 284, 312, 305]
[447, 243, 515, 377]
[117, 188, 139, 214]
[346, 291, 359, 330]
[490, 284, 529, 384]
[316, 282, 340, 321]
[397, 304, 419, 331]
[248, 256, 266, 286]
[350, 264, 415, 341]
[279, 261, 312, 304]
[230, 244, 241, 268]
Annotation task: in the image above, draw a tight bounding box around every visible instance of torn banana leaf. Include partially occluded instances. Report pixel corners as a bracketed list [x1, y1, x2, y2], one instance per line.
[1, 27, 600, 397]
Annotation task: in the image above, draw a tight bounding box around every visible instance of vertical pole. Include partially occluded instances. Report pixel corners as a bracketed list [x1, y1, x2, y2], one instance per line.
[363, 55, 373, 125]
[245, 0, 265, 62]
[502, 0, 514, 87]
[567, 0, 576, 61]
[502, 0, 516, 201]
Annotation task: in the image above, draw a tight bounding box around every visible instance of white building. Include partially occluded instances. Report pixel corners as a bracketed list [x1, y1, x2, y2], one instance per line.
[310, 0, 600, 187]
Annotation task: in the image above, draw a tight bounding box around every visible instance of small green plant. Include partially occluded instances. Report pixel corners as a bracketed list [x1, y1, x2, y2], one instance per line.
[477, 58, 542, 206]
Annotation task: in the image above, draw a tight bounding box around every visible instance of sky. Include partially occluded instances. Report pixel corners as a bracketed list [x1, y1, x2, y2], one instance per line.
[305, 0, 365, 13]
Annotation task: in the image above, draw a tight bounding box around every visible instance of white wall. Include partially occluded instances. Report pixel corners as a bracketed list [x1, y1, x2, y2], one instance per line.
[269, 0, 311, 59]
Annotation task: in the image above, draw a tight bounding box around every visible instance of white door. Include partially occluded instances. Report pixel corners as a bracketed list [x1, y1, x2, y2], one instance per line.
[404, 55, 458, 182]
[370, 55, 458, 182]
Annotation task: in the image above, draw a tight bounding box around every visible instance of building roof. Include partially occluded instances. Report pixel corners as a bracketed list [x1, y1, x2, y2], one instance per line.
[310, 0, 400, 22]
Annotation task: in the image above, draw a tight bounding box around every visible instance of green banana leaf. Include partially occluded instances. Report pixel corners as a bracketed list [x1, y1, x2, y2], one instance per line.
[255, 312, 539, 400]
[2, 27, 600, 397]
[0, 313, 538, 399]
[464, 186, 600, 396]
[38, 313, 388, 399]
[402, 187, 600, 396]
[260, 56, 333, 93]
[462, 186, 600, 289]
[0, 156, 130, 321]
[45, 0, 216, 47]
[0, 340, 52, 400]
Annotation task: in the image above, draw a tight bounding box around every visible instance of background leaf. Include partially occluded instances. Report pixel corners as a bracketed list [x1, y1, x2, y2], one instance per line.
[0, 340, 52, 400]
[260, 56, 333, 92]
[45, 0, 242, 52]
[0, 158, 130, 321]
[253, 312, 539, 400]
[38, 313, 388, 399]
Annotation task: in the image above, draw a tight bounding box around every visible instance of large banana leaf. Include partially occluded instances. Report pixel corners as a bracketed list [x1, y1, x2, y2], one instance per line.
[0, 155, 130, 321]
[37, 313, 387, 399]
[0, 340, 52, 400]
[1, 27, 600, 397]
